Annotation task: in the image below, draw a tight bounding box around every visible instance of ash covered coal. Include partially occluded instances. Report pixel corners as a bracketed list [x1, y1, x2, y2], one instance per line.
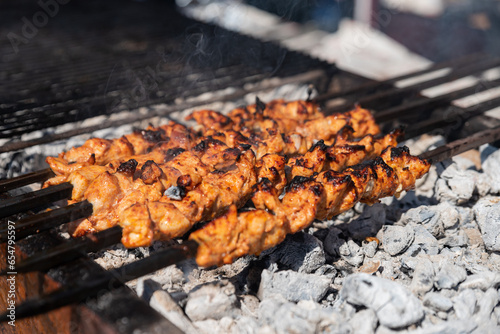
[114, 142, 500, 334]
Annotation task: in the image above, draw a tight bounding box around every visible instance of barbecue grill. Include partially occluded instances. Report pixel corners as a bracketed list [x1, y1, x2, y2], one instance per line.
[2, 1, 500, 333]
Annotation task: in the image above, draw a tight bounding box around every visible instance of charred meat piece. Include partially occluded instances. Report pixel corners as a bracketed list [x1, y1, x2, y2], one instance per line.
[68, 141, 257, 248]
[190, 146, 430, 267]
[45, 121, 196, 180]
[287, 127, 402, 180]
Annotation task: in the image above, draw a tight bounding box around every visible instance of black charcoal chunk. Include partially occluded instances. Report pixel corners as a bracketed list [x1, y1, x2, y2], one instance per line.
[264, 233, 325, 273]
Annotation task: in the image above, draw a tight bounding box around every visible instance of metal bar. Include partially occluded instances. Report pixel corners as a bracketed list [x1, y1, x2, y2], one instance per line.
[374, 78, 500, 123]
[0, 240, 198, 322]
[0, 183, 73, 219]
[358, 58, 500, 107]
[1, 226, 122, 275]
[420, 126, 500, 162]
[0, 201, 93, 242]
[325, 57, 500, 114]
[316, 53, 490, 102]
[0, 168, 54, 193]
[406, 95, 500, 139]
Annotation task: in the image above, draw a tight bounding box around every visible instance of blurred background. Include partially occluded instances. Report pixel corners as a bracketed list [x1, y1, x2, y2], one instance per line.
[246, 0, 500, 61]
[177, 0, 500, 78]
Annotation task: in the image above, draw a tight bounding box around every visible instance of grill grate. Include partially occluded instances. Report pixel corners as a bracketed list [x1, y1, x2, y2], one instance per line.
[0, 0, 333, 142]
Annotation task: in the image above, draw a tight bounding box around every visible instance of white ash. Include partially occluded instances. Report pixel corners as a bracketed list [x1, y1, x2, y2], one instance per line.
[382, 225, 415, 256]
[340, 273, 425, 329]
[257, 266, 331, 303]
[473, 197, 500, 251]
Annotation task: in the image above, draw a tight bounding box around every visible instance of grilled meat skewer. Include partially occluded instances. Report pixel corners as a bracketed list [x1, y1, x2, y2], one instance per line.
[44, 127, 401, 248]
[187, 101, 380, 158]
[190, 146, 431, 267]
[69, 143, 258, 248]
[287, 127, 402, 180]
[40, 98, 394, 250]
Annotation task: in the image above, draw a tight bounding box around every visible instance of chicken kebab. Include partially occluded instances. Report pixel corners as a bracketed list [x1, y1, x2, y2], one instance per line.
[41, 98, 415, 255]
[191, 146, 431, 267]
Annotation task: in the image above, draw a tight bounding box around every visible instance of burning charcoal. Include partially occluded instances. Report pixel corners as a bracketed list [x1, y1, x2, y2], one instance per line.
[345, 203, 386, 240]
[323, 227, 345, 257]
[408, 320, 477, 334]
[257, 268, 331, 303]
[402, 206, 443, 238]
[459, 271, 500, 291]
[264, 232, 325, 273]
[348, 309, 377, 334]
[473, 197, 500, 251]
[481, 144, 500, 193]
[440, 229, 469, 248]
[136, 278, 162, 302]
[434, 161, 476, 205]
[404, 225, 440, 256]
[258, 296, 350, 334]
[382, 225, 415, 256]
[340, 273, 424, 329]
[476, 288, 499, 321]
[184, 281, 240, 322]
[423, 292, 453, 312]
[150, 290, 199, 334]
[434, 263, 467, 290]
[452, 289, 477, 320]
[239, 295, 259, 318]
[338, 239, 365, 267]
[362, 240, 378, 258]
